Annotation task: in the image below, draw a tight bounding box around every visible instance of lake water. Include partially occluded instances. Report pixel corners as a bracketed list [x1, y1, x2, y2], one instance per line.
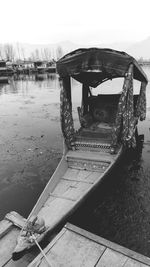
[0, 69, 150, 257]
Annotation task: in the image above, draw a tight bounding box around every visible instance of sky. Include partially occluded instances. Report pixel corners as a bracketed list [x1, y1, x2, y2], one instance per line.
[0, 0, 150, 45]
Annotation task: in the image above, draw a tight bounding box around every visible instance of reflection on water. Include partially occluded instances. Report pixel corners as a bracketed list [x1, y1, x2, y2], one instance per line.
[0, 69, 150, 257]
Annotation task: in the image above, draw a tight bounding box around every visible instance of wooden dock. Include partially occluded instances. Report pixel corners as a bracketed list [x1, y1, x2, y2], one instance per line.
[29, 223, 150, 267]
[1, 213, 150, 266]
[0, 212, 38, 267]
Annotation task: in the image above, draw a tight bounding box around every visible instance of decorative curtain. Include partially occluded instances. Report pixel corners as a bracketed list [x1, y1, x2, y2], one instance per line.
[59, 78, 75, 149]
[135, 81, 147, 121]
[112, 64, 136, 149]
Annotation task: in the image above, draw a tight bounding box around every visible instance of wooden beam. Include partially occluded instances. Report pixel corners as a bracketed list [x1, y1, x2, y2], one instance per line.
[0, 220, 12, 239]
[5, 211, 26, 229]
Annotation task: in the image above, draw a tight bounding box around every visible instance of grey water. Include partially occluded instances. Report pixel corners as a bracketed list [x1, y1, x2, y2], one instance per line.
[0, 69, 150, 257]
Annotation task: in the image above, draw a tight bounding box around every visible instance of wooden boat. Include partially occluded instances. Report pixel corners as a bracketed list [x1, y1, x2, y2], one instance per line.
[13, 48, 148, 256]
[0, 60, 8, 83]
[34, 61, 47, 74]
[29, 223, 150, 267]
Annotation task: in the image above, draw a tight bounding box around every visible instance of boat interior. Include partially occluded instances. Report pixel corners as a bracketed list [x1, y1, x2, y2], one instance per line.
[75, 93, 139, 152]
[30, 94, 124, 232]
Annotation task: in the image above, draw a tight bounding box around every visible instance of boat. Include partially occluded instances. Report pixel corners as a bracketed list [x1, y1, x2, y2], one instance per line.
[47, 62, 56, 73]
[34, 61, 47, 74]
[0, 60, 8, 83]
[28, 223, 150, 267]
[13, 48, 148, 256]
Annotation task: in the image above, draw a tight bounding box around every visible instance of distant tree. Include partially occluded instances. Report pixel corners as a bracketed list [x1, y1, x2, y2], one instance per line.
[43, 48, 51, 61]
[3, 44, 15, 61]
[35, 49, 40, 60]
[0, 45, 3, 60]
[21, 47, 25, 60]
[30, 52, 36, 61]
[56, 46, 64, 60]
[138, 57, 144, 63]
[30, 49, 41, 61]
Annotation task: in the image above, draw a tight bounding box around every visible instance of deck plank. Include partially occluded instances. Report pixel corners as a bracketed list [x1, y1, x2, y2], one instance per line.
[63, 168, 80, 179]
[62, 168, 102, 184]
[62, 181, 91, 200]
[52, 179, 92, 201]
[38, 198, 74, 227]
[52, 179, 77, 196]
[96, 248, 128, 267]
[39, 229, 106, 267]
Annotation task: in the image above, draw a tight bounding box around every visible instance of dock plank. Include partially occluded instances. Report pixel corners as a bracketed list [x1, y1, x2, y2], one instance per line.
[124, 259, 148, 267]
[38, 229, 105, 267]
[0, 219, 12, 239]
[66, 223, 150, 266]
[0, 228, 19, 267]
[96, 248, 128, 267]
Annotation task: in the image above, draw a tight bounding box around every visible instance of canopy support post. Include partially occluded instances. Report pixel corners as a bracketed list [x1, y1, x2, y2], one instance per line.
[82, 84, 89, 115]
[61, 76, 72, 105]
[59, 76, 75, 150]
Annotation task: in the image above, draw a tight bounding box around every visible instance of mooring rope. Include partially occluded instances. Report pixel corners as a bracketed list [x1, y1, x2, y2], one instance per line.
[31, 234, 52, 267]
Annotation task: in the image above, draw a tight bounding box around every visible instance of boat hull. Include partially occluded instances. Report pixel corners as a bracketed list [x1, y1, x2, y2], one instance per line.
[13, 145, 123, 255]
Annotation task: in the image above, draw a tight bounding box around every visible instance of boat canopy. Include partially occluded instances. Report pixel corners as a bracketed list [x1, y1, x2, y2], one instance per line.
[56, 48, 148, 87]
[57, 48, 148, 151]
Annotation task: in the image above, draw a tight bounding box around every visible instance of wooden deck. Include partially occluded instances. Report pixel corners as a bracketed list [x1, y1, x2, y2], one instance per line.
[1, 213, 150, 267]
[0, 212, 38, 267]
[29, 223, 150, 267]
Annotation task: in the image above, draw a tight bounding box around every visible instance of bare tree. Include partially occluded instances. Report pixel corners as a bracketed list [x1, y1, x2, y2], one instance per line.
[35, 49, 40, 60]
[16, 43, 21, 60]
[3, 44, 15, 61]
[21, 47, 25, 60]
[0, 45, 3, 60]
[44, 48, 51, 61]
[56, 46, 64, 60]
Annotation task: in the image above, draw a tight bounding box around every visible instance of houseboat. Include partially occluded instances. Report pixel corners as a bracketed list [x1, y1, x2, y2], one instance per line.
[0, 60, 8, 83]
[34, 61, 47, 74]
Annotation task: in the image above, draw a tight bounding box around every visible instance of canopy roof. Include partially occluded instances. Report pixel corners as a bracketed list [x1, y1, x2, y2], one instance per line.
[57, 48, 148, 87]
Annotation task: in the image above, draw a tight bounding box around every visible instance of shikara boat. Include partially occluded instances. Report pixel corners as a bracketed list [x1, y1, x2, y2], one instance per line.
[13, 48, 148, 256]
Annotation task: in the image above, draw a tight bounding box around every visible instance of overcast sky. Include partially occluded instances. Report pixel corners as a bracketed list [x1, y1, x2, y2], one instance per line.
[0, 0, 150, 45]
